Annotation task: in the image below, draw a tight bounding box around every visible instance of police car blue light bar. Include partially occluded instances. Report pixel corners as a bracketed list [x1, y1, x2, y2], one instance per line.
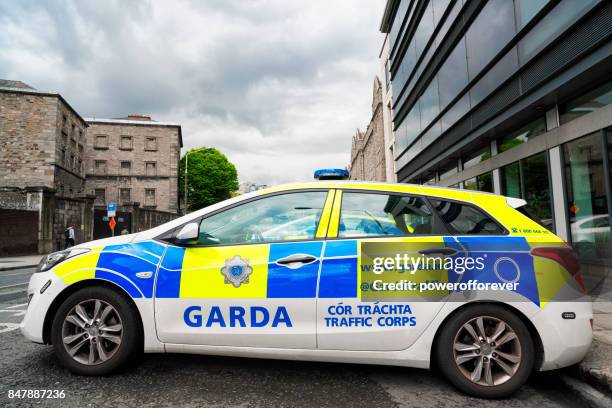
[314, 168, 349, 180]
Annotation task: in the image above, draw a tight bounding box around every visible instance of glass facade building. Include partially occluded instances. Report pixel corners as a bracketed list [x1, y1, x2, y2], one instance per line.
[380, 0, 612, 271]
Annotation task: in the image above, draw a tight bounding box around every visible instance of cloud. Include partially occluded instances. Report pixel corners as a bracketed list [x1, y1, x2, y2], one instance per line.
[0, 0, 385, 185]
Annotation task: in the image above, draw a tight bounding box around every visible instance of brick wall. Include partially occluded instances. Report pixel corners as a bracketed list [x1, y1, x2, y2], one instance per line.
[0, 91, 57, 188]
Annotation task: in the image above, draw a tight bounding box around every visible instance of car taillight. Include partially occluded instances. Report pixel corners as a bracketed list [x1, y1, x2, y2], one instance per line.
[531, 247, 585, 292]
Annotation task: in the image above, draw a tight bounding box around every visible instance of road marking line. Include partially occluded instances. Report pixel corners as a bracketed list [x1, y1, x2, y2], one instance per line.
[6, 303, 27, 309]
[0, 283, 27, 290]
[0, 323, 19, 334]
[0, 310, 26, 317]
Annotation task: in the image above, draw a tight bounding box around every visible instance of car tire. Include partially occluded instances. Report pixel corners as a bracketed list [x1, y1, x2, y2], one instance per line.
[51, 286, 142, 375]
[436, 304, 535, 398]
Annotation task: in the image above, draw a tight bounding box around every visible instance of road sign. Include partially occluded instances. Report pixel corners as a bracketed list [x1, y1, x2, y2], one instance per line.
[108, 217, 117, 232]
[107, 203, 117, 217]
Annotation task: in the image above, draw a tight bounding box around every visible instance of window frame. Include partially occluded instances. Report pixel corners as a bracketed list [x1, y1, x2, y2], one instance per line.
[120, 135, 133, 150]
[119, 188, 131, 203]
[94, 134, 108, 150]
[145, 136, 158, 151]
[160, 189, 333, 248]
[328, 189, 450, 241]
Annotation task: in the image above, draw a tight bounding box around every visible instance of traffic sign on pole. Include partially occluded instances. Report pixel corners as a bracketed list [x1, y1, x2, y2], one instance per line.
[109, 217, 117, 236]
[107, 203, 117, 218]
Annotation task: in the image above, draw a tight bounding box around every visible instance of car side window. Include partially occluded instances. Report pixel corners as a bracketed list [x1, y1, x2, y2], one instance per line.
[196, 191, 328, 245]
[338, 192, 434, 238]
[430, 199, 504, 235]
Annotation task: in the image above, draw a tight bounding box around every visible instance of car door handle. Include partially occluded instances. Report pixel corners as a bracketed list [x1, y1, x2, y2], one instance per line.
[418, 247, 457, 256]
[275, 254, 318, 269]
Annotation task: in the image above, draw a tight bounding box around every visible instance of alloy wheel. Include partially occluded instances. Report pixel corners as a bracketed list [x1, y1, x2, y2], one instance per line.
[452, 315, 522, 386]
[61, 299, 123, 365]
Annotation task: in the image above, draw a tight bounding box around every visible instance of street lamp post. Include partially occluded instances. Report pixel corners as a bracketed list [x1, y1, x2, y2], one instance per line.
[183, 149, 198, 215]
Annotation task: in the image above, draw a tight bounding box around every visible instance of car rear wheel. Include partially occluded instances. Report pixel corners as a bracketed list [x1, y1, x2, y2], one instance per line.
[51, 286, 141, 375]
[436, 304, 535, 398]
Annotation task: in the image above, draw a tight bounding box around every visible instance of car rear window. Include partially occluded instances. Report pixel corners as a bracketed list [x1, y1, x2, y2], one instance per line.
[430, 199, 505, 235]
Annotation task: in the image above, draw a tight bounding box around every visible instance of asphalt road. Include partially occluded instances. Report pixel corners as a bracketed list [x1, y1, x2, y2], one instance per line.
[0, 298, 590, 408]
[0, 267, 34, 295]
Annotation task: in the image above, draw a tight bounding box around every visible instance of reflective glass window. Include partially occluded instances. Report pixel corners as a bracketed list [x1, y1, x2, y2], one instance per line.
[515, 0, 549, 30]
[559, 81, 612, 125]
[564, 133, 611, 260]
[419, 78, 440, 130]
[518, 0, 596, 63]
[498, 117, 547, 153]
[470, 47, 519, 107]
[465, 0, 516, 81]
[438, 38, 469, 110]
[501, 161, 521, 198]
[414, 2, 435, 61]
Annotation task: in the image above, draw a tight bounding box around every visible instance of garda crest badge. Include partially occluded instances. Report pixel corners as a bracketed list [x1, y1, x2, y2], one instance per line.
[221, 255, 253, 288]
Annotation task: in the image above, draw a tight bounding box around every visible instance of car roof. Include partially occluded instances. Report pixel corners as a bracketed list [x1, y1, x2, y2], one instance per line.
[256, 181, 499, 201]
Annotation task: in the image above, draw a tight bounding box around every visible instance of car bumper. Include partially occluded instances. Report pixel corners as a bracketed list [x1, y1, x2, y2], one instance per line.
[20, 271, 66, 344]
[534, 300, 593, 370]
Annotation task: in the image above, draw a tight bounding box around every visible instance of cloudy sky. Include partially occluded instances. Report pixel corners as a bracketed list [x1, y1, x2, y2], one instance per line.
[0, 0, 385, 185]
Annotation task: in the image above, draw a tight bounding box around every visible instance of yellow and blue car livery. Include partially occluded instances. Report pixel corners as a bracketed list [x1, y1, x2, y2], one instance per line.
[21, 181, 592, 376]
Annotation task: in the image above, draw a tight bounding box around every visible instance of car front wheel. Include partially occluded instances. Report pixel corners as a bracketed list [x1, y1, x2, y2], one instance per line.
[436, 304, 535, 398]
[51, 286, 141, 375]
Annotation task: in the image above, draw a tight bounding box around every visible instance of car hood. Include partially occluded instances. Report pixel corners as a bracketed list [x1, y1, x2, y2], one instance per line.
[71, 233, 140, 250]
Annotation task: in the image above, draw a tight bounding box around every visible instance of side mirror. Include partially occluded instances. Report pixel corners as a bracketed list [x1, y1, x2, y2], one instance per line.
[176, 222, 199, 242]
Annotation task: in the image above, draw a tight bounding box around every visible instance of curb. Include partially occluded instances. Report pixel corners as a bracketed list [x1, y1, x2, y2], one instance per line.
[576, 339, 612, 395]
[559, 374, 612, 408]
[0, 263, 39, 272]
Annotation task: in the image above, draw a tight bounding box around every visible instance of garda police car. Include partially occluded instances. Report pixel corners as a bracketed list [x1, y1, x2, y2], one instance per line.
[21, 182, 592, 398]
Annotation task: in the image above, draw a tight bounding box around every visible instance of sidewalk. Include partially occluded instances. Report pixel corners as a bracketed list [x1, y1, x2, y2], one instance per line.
[576, 301, 612, 395]
[0, 254, 42, 271]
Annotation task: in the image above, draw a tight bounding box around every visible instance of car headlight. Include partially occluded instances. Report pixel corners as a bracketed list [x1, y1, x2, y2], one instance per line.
[36, 248, 90, 272]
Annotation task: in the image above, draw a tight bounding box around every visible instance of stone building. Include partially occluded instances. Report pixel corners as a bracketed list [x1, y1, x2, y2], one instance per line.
[0, 80, 93, 254]
[349, 77, 388, 181]
[0, 80, 183, 255]
[85, 115, 182, 213]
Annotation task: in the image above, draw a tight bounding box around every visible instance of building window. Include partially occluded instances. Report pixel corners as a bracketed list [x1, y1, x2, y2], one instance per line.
[95, 160, 107, 174]
[144, 188, 156, 207]
[95, 135, 108, 149]
[564, 132, 611, 260]
[71, 124, 76, 140]
[559, 80, 612, 125]
[94, 188, 105, 203]
[498, 117, 547, 153]
[120, 161, 132, 175]
[465, 0, 516, 81]
[120, 135, 133, 150]
[70, 154, 75, 170]
[145, 137, 157, 151]
[462, 146, 491, 170]
[463, 172, 493, 193]
[120, 188, 131, 203]
[145, 161, 157, 176]
[500, 152, 553, 231]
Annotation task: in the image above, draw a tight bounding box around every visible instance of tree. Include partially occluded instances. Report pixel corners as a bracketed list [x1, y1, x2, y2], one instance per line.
[179, 147, 239, 212]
